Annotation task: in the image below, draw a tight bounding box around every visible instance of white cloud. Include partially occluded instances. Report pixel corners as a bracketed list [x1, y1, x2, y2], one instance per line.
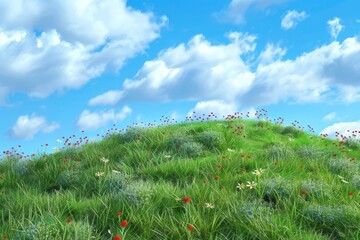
[327, 17, 343, 40]
[186, 100, 238, 119]
[89, 32, 256, 106]
[76, 106, 132, 131]
[216, 0, 290, 25]
[9, 114, 60, 140]
[89, 33, 360, 113]
[281, 10, 308, 30]
[89, 90, 125, 106]
[0, 0, 166, 105]
[357, 19, 360, 23]
[323, 112, 336, 121]
[320, 121, 360, 140]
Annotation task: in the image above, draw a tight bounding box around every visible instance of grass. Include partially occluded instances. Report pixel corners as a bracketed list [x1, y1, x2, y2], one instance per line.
[0, 110, 359, 239]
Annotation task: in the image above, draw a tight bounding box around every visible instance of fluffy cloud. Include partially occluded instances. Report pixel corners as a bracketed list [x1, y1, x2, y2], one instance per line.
[0, 0, 166, 105]
[186, 100, 239, 119]
[76, 106, 132, 131]
[89, 32, 256, 106]
[216, 0, 290, 25]
[320, 121, 360, 140]
[323, 112, 336, 121]
[89, 33, 360, 111]
[327, 17, 343, 40]
[281, 10, 308, 30]
[9, 114, 60, 140]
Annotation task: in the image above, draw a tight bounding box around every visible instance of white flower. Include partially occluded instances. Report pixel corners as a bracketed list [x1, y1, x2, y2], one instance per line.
[246, 181, 257, 189]
[95, 172, 105, 177]
[100, 157, 109, 163]
[237, 183, 245, 190]
[164, 155, 172, 158]
[288, 138, 294, 142]
[252, 168, 264, 176]
[227, 148, 235, 152]
[204, 202, 214, 208]
[174, 195, 181, 201]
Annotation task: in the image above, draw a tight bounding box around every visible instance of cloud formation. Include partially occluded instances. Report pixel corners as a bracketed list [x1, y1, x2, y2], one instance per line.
[327, 17, 343, 40]
[89, 33, 360, 111]
[320, 121, 360, 140]
[281, 10, 308, 30]
[10, 114, 60, 140]
[76, 106, 132, 131]
[323, 112, 336, 121]
[0, 0, 166, 105]
[216, 0, 290, 25]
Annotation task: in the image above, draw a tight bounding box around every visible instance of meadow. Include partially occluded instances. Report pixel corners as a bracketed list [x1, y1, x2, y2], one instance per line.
[0, 110, 359, 239]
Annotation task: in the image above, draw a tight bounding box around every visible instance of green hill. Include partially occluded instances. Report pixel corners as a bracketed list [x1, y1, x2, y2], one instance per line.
[0, 117, 359, 239]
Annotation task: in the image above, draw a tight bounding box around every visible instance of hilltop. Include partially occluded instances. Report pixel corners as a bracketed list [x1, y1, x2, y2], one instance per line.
[0, 115, 359, 239]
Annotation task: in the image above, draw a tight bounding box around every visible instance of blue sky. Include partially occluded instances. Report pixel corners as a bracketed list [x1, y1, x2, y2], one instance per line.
[1, 0, 360, 161]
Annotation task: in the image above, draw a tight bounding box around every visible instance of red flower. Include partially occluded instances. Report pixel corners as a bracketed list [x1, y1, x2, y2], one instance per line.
[333, 154, 337, 157]
[114, 235, 122, 240]
[120, 220, 128, 228]
[214, 176, 219, 181]
[217, 164, 222, 169]
[187, 225, 194, 231]
[183, 196, 191, 203]
[349, 192, 354, 197]
[301, 189, 307, 195]
[66, 218, 72, 223]
[117, 211, 122, 216]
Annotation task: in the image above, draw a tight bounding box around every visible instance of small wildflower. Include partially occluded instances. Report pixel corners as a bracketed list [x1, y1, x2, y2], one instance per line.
[117, 212, 122, 216]
[349, 192, 354, 197]
[246, 181, 256, 189]
[66, 218, 72, 223]
[187, 225, 194, 231]
[114, 235, 122, 240]
[252, 168, 264, 176]
[217, 164, 222, 169]
[101, 157, 110, 163]
[204, 202, 215, 208]
[288, 138, 294, 142]
[202, 180, 207, 184]
[237, 183, 245, 190]
[301, 189, 307, 195]
[183, 196, 191, 203]
[95, 172, 105, 177]
[227, 148, 235, 152]
[120, 220, 128, 228]
[214, 176, 219, 181]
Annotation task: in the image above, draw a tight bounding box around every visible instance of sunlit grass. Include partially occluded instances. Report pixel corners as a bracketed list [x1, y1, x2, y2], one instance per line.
[0, 110, 359, 239]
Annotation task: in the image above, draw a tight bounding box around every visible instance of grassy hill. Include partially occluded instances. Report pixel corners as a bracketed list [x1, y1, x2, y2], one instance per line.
[0, 115, 359, 239]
